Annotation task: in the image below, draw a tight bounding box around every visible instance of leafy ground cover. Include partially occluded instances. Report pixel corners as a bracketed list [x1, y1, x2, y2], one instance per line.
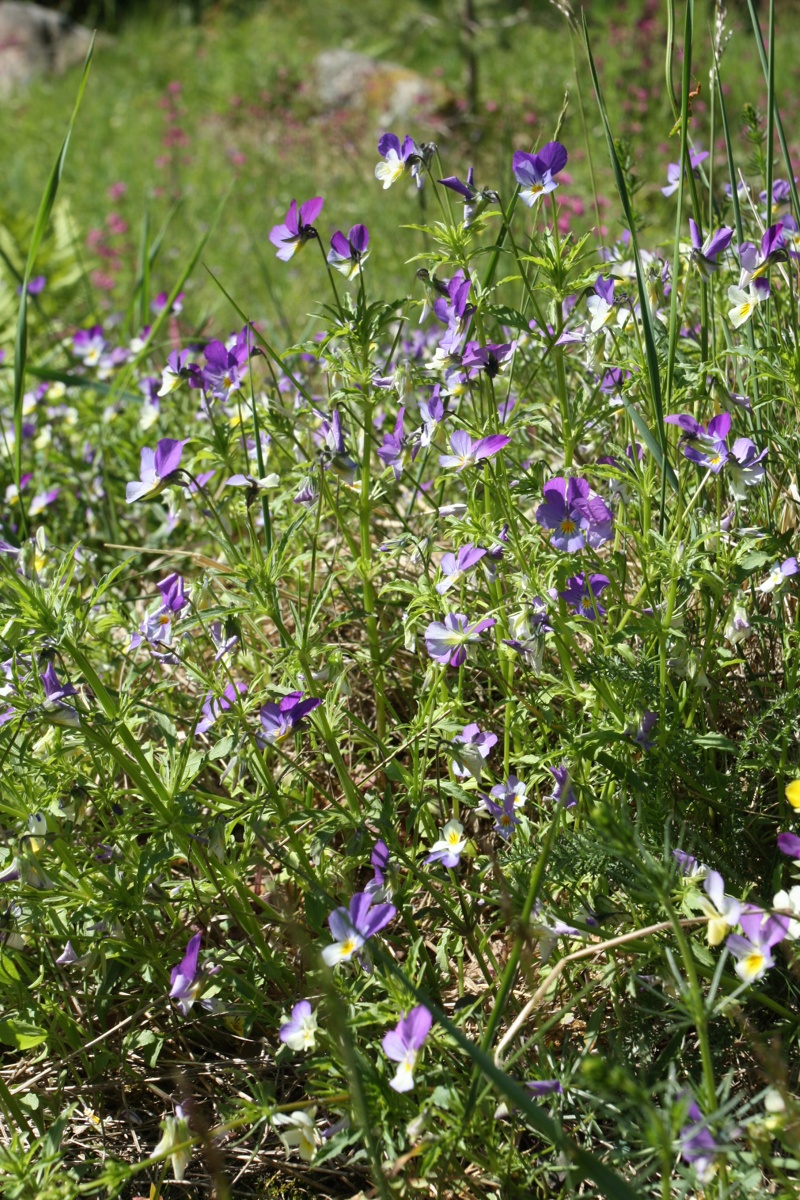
[2, 0, 800, 1198]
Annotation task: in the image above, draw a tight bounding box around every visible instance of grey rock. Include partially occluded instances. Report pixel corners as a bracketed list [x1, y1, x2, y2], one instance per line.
[0, 2, 95, 96]
[312, 48, 444, 125]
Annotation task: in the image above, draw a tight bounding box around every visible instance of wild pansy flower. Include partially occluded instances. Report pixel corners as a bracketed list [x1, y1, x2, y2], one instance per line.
[126, 438, 188, 503]
[689, 218, 733, 277]
[484, 793, 520, 840]
[461, 340, 515, 380]
[586, 275, 616, 332]
[696, 870, 741, 946]
[558, 572, 610, 620]
[382, 1005, 432, 1093]
[269, 197, 324, 261]
[273, 1108, 320, 1162]
[727, 436, 768, 499]
[777, 831, 800, 862]
[757, 556, 799, 594]
[773, 886, 800, 941]
[726, 904, 789, 983]
[210, 621, 238, 662]
[424, 612, 496, 667]
[739, 223, 787, 289]
[196, 681, 247, 736]
[327, 224, 370, 279]
[321, 891, 396, 966]
[679, 1097, 718, 1182]
[724, 603, 752, 645]
[504, 598, 552, 670]
[425, 819, 467, 868]
[435, 544, 486, 594]
[673, 848, 705, 879]
[494, 1077, 564, 1118]
[536, 476, 612, 552]
[438, 166, 499, 226]
[547, 766, 577, 809]
[727, 280, 768, 328]
[377, 407, 419, 479]
[416, 267, 451, 324]
[366, 839, 392, 899]
[318, 410, 358, 486]
[489, 774, 528, 811]
[40, 662, 80, 728]
[225, 472, 281, 504]
[660, 148, 708, 197]
[153, 1105, 191, 1182]
[786, 780, 800, 810]
[258, 692, 321, 745]
[664, 412, 730, 473]
[374, 133, 431, 189]
[450, 722, 497, 780]
[513, 141, 568, 206]
[73, 324, 107, 367]
[201, 338, 250, 400]
[279, 1000, 318, 1051]
[169, 932, 214, 1016]
[633, 710, 658, 751]
[158, 349, 195, 397]
[438, 430, 510, 471]
[432, 269, 474, 340]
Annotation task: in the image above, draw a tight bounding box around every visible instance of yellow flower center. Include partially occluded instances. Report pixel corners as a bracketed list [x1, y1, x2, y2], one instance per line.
[560, 518, 576, 534]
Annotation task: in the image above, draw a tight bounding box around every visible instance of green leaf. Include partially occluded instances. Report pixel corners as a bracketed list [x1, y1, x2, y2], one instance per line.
[0, 1019, 48, 1050]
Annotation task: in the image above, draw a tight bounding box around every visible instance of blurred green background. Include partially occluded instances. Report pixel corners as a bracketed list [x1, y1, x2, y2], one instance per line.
[2, 0, 799, 340]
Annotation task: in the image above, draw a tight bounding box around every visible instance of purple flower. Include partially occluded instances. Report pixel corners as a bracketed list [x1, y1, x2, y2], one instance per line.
[436, 544, 486, 594]
[382, 1005, 432, 1092]
[672, 848, 703, 878]
[258, 692, 321, 745]
[327, 224, 370, 279]
[665, 412, 766, 494]
[73, 325, 107, 366]
[778, 831, 800, 861]
[201, 337, 250, 400]
[126, 438, 188, 503]
[633, 710, 658, 750]
[513, 141, 568, 207]
[377, 407, 418, 479]
[483, 793, 520, 840]
[740, 222, 787, 288]
[679, 1097, 718, 1181]
[40, 662, 80, 727]
[758, 557, 799, 594]
[527, 1079, 563, 1097]
[661, 149, 708, 197]
[318, 410, 358, 485]
[169, 932, 204, 1016]
[451, 722, 498, 779]
[375, 133, 431, 189]
[489, 774, 528, 811]
[366, 840, 391, 896]
[547, 766, 577, 808]
[558, 573, 610, 620]
[438, 430, 510, 471]
[424, 612, 496, 667]
[461, 340, 515, 379]
[438, 166, 499, 226]
[210, 621, 238, 662]
[196, 681, 247, 736]
[689, 218, 733, 277]
[728, 437, 767, 499]
[425, 819, 467, 869]
[726, 904, 790, 983]
[158, 573, 188, 613]
[504, 598, 552, 669]
[269, 197, 324, 262]
[279, 1000, 318, 1051]
[158, 349, 196, 397]
[536, 477, 590, 552]
[19, 275, 46, 296]
[321, 891, 396, 966]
